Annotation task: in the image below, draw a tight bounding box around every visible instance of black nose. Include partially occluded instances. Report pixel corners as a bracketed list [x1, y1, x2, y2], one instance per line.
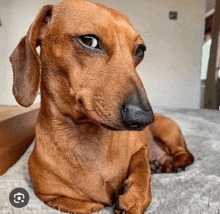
[121, 94, 154, 131]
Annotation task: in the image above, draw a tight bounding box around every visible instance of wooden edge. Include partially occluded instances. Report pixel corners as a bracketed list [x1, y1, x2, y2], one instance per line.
[0, 103, 40, 122]
[0, 104, 40, 176]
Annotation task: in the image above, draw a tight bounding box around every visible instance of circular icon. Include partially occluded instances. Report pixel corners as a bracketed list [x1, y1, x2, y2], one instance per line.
[9, 188, 29, 208]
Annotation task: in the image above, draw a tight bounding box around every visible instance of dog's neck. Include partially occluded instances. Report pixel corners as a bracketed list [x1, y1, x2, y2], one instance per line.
[37, 96, 113, 162]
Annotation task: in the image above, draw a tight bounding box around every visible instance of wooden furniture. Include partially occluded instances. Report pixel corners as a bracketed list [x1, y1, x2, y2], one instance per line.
[0, 103, 40, 176]
[204, 0, 220, 109]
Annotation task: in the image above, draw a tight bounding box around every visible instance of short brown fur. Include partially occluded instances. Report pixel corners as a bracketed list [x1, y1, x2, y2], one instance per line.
[10, 0, 194, 213]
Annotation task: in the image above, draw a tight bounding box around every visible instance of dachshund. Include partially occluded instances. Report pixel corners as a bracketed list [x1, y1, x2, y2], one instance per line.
[10, 0, 194, 213]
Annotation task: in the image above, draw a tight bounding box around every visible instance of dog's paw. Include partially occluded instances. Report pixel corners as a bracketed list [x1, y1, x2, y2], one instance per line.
[159, 152, 194, 173]
[114, 180, 151, 214]
[114, 201, 127, 214]
[150, 157, 187, 174]
[150, 160, 162, 174]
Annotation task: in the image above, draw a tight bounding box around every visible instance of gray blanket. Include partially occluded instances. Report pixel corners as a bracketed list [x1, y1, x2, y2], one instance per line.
[0, 107, 220, 214]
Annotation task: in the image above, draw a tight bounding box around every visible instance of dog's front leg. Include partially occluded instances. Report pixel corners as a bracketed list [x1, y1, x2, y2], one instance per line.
[115, 146, 152, 214]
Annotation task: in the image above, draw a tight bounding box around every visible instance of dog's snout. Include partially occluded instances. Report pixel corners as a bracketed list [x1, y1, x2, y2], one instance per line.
[121, 94, 154, 131]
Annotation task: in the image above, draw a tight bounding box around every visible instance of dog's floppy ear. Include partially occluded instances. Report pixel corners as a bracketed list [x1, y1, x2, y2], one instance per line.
[10, 5, 53, 107]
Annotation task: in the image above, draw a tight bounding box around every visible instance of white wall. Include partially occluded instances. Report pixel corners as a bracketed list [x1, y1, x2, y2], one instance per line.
[0, 1, 12, 105]
[0, 0, 205, 108]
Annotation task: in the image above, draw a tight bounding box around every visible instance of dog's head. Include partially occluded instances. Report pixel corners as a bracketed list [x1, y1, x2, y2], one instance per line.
[10, 0, 154, 131]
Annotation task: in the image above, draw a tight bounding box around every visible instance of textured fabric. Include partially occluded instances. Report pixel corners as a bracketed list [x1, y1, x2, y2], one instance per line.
[0, 107, 220, 214]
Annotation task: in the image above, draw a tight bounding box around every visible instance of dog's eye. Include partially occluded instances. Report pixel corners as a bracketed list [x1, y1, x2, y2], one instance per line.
[135, 45, 146, 60]
[78, 35, 100, 49]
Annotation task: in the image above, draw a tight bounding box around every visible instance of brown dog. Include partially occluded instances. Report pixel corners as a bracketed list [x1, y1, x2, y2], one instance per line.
[10, 0, 194, 213]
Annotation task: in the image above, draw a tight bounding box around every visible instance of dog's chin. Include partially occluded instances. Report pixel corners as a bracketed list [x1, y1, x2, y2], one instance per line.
[100, 123, 123, 131]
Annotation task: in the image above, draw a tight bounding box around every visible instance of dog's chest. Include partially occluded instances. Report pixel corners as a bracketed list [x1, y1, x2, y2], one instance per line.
[88, 153, 129, 205]
[90, 131, 145, 202]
